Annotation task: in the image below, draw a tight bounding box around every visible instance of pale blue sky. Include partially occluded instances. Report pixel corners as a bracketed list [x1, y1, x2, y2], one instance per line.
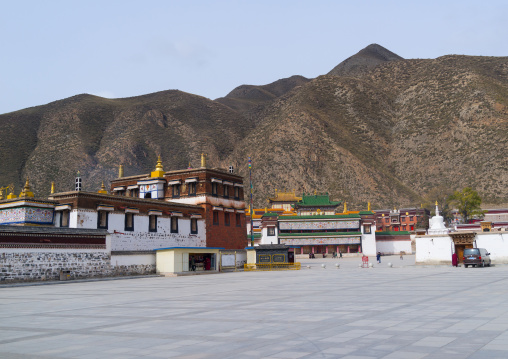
[1, 0, 506, 114]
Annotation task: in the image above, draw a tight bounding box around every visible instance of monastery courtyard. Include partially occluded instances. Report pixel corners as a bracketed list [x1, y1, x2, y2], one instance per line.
[1, 256, 508, 359]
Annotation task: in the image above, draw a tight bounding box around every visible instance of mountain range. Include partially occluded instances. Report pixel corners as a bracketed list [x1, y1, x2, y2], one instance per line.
[1, 44, 507, 209]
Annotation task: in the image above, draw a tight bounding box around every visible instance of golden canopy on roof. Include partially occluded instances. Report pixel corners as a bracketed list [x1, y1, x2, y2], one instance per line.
[19, 178, 34, 198]
[268, 189, 302, 202]
[151, 155, 165, 178]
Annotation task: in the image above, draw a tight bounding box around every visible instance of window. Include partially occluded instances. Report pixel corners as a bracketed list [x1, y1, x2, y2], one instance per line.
[385, 218, 389, 223]
[225, 212, 230, 226]
[223, 185, 229, 198]
[409, 216, 414, 222]
[97, 211, 108, 229]
[236, 213, 242, 227]
[171, 217, 179, 233]
[400, 216, 406, 222]
[402, 225, 407, 231]
[267, 227, 275, 236]
[188, 182, 197, 196]
[60, 210, 70, 227]
[364, 225, 371, 234]
[149, 215, 157, 232]
[125, 213, 134, 231]
[172, 184, 180, 198]
[392, 218, 397, 223]
[213, 211, 219, 225]
[234, 186, 240, 199]
[212, 182, 218, 197]
[191, 218, 198, 234]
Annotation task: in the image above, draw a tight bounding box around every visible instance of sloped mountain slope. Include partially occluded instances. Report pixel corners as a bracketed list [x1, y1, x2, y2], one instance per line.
[328, 43, 403, 77]
[0, 44, 506, 209]
[0, 91, 250, 195]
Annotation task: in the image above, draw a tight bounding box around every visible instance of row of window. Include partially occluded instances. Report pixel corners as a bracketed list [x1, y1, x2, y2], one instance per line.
[212, 211, 242, 227]
[171, 182, 197, 198]
[211, 183, 240, 199]
[60, 211, 198, 234]
[382, 216, 415, 224]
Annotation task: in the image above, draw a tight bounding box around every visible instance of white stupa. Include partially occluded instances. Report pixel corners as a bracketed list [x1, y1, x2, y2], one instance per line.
[427, 201, 450, 235]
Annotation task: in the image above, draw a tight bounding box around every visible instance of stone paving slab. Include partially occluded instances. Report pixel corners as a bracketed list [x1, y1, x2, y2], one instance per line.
[1, 255, 508, 358]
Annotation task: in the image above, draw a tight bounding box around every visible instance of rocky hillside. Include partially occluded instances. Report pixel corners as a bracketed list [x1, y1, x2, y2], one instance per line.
[1, 44, 507, 209]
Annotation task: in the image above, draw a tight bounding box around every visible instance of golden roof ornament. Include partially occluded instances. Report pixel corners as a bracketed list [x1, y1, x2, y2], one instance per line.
[119, 164, 124, 178]
[435, 200, 438, 206]
[150, 155, 165, 178]
[50, 182, 55, 194]
[343, 201, 347, 213]
[367, 201, 371, 211]
[19, 178, 34, 198]
[98, 181, 108, 194]
[7, 184, 16, 199]
[200, 153, 207, 168]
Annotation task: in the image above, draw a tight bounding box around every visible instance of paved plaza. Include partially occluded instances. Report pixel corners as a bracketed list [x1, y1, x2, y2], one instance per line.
[1, 255, 508, 358]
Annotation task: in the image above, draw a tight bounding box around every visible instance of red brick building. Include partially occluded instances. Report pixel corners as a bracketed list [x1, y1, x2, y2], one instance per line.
[109, 155, 247, 249]
[374, 207, 430, 232]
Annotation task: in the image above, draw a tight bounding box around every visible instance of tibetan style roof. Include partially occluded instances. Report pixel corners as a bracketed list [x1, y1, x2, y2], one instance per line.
[268, 191, 302, 202]
[262, 212, 278, 217]
[297, 194, 341, 207]
[376, 231, 411, 236]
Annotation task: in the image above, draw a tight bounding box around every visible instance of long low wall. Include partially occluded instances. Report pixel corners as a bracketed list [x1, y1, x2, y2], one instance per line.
[416, 232, 508, 265]
[1, 248, 157, 283]
[0, 248, 111, 282]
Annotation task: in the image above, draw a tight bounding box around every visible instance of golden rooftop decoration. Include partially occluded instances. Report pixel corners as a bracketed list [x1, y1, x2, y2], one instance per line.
[368, 201, 371, 211]
[0, 186, 8, 200]
[19, 178, 34, 198]
[50, 182, 55, 194]
[200, 153, 207, 168]
[343, 201, 347, 213]
[7, 184, 16, 199]
[435, 200, 438, 206]
[98, 181, 108, 194]
[150, 155, 165, 178]
[119, 164, 124, 178]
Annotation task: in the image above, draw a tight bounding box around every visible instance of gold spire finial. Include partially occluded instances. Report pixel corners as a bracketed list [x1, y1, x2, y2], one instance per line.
[201, 153, 207, 168]
[7, 183, 17, 199]
[50, 182, 55, 194]
[435, 200, 438, 206]
[151, 155, 165, 178]
[119, 165, 124, 178]
[7, 184, 16, 199]
[98, 181, 107, 194]
[265, 207, 267, 213]
[343, 201, 347, 214]
[368, 201, 371, 211]
[314, 189, 317, 196]
[19, 178, 34, 198]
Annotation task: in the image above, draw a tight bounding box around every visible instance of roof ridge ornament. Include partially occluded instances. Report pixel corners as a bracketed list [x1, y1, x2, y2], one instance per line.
[151, 155, 165, 178]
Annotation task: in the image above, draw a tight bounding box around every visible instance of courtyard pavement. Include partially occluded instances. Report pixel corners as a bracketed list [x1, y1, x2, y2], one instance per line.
[1, 255, 508, 358]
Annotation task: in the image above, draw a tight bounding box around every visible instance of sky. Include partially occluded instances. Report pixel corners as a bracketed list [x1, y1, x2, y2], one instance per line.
[0, 0, 506, 114]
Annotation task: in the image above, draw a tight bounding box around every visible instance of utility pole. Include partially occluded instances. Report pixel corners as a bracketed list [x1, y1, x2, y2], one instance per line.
[249, 157, 254, 247]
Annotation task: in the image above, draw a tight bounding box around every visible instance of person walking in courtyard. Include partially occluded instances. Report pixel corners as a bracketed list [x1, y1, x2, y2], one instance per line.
[339, 251, 342, 258]
[376, 252, 381, 263]
[400, 251, 404, 260]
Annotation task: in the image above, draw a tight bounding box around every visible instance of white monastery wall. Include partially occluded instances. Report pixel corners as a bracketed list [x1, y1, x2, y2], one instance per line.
[361, 227, 376, 256]
[377, 240, 412, 255]
[475, 233, 508, 263]
[415, 235, 453, 264]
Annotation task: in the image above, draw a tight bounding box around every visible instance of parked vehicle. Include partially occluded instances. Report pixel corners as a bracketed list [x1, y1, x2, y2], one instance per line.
[463, 248, 491, 268]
